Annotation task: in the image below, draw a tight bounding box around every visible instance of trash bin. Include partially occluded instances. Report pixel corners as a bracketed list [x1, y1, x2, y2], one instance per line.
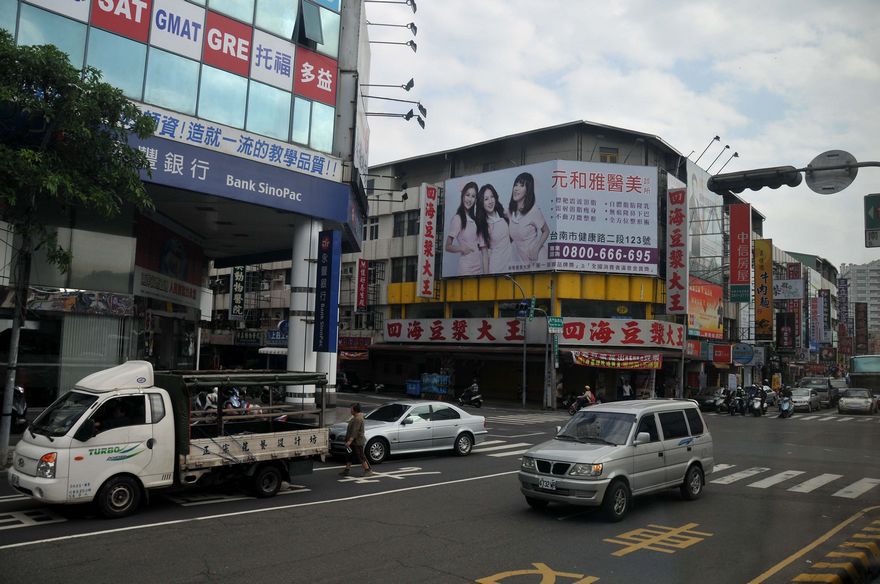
[406, 379, 421, 397]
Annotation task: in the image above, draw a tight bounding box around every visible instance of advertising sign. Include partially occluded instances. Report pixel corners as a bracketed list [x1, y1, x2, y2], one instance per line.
[250, 30, 297, 91]
[732, 342, 754, 365]
[728, 204, 752, 302]
[688, 276, 723, 339]
[294, 47, 338, 107]
[91, 0, 152, 42]
[136, 103, 342, 181]
[865, 194, 880, 247]
[29, 0, 92, 22]
[855, 302, 868, 354]
[417, 184, 439, 298]
[754, 239, 773, 341]
[203, 10, 252, 76]
[149, 0, 204, 60]
[776, 312, 796, 350]
[818, 288, 832, 339]
[442, 160, 658, 277]
[313, 230, 341, 353]
[384, 317, 684, 349]
[356, 258, 369, 311]
[712, 344, 732, 364]
[666, 188, 689, 314]
[229, 266, 245, 321]
[571, 352, 662, 369]
[837, 277, 849, 336]
[772, 279, 803, 300]
[132, 134, 350, 221]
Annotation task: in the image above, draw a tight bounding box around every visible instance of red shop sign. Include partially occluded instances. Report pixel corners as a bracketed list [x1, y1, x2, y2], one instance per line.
[92, 0, 153, 42]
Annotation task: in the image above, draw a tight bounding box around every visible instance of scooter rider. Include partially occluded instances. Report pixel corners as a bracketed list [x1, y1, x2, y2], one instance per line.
[575, 385, 598, 409]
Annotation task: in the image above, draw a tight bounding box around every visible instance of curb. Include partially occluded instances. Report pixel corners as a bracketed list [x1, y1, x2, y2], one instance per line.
[792, 510, 880, 584]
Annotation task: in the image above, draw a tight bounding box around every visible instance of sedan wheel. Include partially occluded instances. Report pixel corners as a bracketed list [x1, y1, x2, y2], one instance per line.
[366, 438, 388, 465]
[454, 433, 473, 456]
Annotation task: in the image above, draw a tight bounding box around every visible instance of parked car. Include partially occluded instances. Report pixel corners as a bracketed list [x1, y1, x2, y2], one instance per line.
[799, 377, 833, 408]
[828, 378, 847, 407]
[837, 388, 876, 415]
[518, 399, 714, 522]
[791, 388, 821, 412]
[328, 401, 488, 465]
[691, 387, 724, 411]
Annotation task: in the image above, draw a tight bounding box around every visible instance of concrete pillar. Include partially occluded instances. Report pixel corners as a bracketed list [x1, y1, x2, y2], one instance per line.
[286, 217, 319, 406]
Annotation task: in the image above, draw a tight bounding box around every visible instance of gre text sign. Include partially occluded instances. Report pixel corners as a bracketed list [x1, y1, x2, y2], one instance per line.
[866, 194, 880, 248]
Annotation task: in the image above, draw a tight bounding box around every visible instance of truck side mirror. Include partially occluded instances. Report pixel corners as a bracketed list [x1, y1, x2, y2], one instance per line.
[634, 431, 651, 445]
[74, 419, 97, 442]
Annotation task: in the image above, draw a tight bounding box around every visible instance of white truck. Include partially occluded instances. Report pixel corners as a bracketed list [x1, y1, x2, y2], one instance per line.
[8, 360, 329, 518]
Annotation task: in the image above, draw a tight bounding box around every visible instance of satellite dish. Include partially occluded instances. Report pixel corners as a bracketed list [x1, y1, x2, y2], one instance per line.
[805, 150, 858, 195]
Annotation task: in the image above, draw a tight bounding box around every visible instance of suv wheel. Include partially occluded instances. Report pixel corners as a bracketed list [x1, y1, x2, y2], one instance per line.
[680, 465, 704, 500]
[602, 480, 631, 522]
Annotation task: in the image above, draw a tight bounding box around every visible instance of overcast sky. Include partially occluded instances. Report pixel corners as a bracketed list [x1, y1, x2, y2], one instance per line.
[362, 0, 880, 270]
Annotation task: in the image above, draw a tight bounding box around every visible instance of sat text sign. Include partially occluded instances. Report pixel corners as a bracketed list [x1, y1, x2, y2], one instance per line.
[92, 0, 153, 42]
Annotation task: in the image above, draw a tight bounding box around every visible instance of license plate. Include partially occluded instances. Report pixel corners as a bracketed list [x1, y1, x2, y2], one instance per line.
[9, 473, 19, 487]
[538, 478, 557, 491]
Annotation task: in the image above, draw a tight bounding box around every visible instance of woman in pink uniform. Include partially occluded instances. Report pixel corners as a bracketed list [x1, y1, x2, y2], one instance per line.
[445, 181, 482, 275]
[507, 172, 549, 266]
[475, 184, 512, 274]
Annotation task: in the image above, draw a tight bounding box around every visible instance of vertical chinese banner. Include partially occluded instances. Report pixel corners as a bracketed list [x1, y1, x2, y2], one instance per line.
[855, 302, 868, 354]
[786, 262, 802, 348]
[754, 239, 773, 341]
[417, 184, 438, 298]
[728, 204, 752, 302]
[666, 188, 689, 314]
[229, 266, 245, 321]
[837, 278, 849, 336]
[313, 230, 341, 353]
[818, 289, 832, 343]
[356, 258, 369, 310]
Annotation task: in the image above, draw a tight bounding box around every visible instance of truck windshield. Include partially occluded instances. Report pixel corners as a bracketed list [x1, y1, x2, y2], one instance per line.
[557, 411, 635, 445]
[30, 391, 98, 437]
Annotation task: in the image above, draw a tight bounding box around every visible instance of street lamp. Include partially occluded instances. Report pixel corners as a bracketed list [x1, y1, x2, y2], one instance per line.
[504, 274, 528, 407]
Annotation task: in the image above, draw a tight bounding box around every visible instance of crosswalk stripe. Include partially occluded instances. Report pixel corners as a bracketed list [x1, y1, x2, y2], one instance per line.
[788, 474, 844, 493]
[476, 440, 506, 447]
[832, 478, 880, 499]
[798, 415, 819, 421]
[816, 416, 835, 421]
[747, 470, 805, 489]
[710, 467, 770, 485]
[472, 442, 532, 453]
[489, 449, 531, 458]
[710, 464, 736, 474]
[837, 417, 855, 422]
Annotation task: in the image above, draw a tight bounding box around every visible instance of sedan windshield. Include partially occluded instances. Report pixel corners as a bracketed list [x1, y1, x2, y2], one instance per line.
[366, 403, 409, 422]
[557, 411, 635, 445]
[792, 389, 811, 397]
[843, 389, 870, 399]
[30, 391, 98, 437]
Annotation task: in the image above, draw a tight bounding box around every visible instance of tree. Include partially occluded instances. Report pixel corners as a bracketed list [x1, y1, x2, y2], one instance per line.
[0, 30, 156, 464]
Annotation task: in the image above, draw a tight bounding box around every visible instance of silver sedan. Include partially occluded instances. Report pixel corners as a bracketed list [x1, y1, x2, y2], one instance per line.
[791, 388, 821, 412]
[329, 401, 488, 465]
[837, 388, 877, 415]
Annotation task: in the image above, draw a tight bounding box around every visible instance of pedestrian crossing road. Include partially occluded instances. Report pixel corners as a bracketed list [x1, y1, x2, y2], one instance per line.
[709, 464, 880, 499]
[484, 413, 571, 426]
[705, 412, 880, 423]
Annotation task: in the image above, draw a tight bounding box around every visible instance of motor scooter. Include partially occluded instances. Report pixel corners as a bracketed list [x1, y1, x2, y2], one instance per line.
[778, 395, 794, 419]
[749, 396, 767, 417]
[457, 384, 483, 408]
[12, 385, 27, 432]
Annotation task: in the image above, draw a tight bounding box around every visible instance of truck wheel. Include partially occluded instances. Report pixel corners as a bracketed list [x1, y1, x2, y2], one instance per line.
[366, 438, 388, 465]
[252, 465, 282, 498]
[96, 476, 141, 519]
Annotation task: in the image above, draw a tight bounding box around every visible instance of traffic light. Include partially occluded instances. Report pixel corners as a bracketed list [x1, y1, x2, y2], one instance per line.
[707, 166, 803, 194]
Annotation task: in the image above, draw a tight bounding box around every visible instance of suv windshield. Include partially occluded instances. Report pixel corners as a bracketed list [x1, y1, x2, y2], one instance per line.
[557, 411, 635, 445]
[801, 378, 828, 390]
[30, 391, 98, 438]
[366, 403, 409, 422]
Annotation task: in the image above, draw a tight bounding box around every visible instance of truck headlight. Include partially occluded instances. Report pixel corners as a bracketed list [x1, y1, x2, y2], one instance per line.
[36, 452, 57, 479]
[521, 456, 537, 472]
[569, 463, 603, 477]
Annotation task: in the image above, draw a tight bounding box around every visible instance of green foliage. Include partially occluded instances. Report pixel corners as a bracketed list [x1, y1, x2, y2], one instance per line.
[0, 30, 156, 271]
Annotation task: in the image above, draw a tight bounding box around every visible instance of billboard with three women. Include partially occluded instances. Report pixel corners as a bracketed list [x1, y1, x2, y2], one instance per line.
[442, 160, 658, 277]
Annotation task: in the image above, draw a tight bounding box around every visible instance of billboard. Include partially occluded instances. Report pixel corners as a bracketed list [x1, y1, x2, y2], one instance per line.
[772, 279, 803, 300]
[442, 160, 658, 277]
[754, 239, 773, 341]
[417, 184, 439, 298]
[688, 276, 723, 339]
[686, 161, 724, 285]
[666, 187, 689, 314]
[313, 230, 341, 353]
[837, 277, 849, 336]
[728, 204, 752, 302]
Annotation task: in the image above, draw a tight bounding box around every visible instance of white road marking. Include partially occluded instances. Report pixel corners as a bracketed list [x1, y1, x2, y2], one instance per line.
[747, 470, 805, 489]
[832, 478, 880, 499]
[788, 474, 844, 493]
[488, 449, 531, 458]
[472, 442, 532, 453]
[0, 509, 66, 531]
[710, 467, 771, 485]
[798, 415, 819, 421]
[816, 416, 835, 422]
[836, 417, 855, 422]
[0, 494, 29, 502]
[709, 463, 735, 474]
[474, 440, 506, 447]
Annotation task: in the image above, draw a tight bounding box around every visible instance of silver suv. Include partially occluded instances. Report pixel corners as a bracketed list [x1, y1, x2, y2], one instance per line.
[519, 400, 714, 521]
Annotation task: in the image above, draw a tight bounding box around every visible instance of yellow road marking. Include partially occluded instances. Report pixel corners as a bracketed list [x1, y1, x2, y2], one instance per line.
[826, 550, 869, 568]
[475, 562, 598, 584]
[811, 562, 857, 580]
[747, 505, 880, 583]
[841, 540, 880, 557]
[791, 575, 841, 583]
[604, 522, 712, 557]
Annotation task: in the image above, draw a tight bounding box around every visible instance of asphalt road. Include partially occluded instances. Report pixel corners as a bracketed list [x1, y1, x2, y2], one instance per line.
[0, 397, 878, 584]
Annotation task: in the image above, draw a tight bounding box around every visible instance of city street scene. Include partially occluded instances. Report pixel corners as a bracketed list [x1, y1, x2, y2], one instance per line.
[0, 1, 878, 583]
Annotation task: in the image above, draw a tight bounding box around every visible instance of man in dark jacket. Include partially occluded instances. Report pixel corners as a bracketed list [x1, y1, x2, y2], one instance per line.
[340, 403, 373, 477]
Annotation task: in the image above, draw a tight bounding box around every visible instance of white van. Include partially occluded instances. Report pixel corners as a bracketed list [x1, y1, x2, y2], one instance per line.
[519, 399, 713, 521]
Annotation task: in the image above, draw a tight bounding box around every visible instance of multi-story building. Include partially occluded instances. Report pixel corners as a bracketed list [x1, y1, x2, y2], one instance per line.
[840, 260, 880, 353]
[1, 0, 370, 405]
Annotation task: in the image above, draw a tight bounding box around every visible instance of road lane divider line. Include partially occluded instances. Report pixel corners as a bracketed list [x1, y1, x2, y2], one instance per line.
[747, 470, 805, 489]
[788, 474, 844, 493]
[0, 470, 520, 550]
[832, 478, 880, 499]
[747, 505, 880, 584]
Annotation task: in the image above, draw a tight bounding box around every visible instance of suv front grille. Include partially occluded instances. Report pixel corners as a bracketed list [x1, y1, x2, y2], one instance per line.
[536, 460, 571, 476]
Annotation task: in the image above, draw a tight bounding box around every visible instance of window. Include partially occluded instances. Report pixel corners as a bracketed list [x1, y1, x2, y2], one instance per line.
[255, 0, 298, 38]
[149, 394, 166, 423]
[0, 0, 16, 34]
[86, 29, 146, 100]
[208, 0, 255, 23]
[291, 96, 311, 145]
[431, 406, 460, 421]
[315, 5, 340, 59]
[17, 4, 87, 68]
[363, 216, 379, 241]
[405, 405, 432, 424]
[392, 211, 419, 237]
[309, 101, 334, 152]
[684, 408, 704, 435]
[635, 413, 659, 442]
[199, 65, 248, 128]
[393, 213, 406, 238]
[301, 0, 324, 44]
[391, 257, 417, 283]
[599, 147, 619, 163]
[144, 48, 199, 115]
[92, 396, 147, 434]
[247, 81, 291, 140]
[658, 411, 689, 439]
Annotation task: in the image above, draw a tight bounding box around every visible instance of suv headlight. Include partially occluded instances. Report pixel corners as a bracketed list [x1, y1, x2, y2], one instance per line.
[521, 456, 537, 472]
[36, 452, 57, 479]
[569, 463, 603, 477]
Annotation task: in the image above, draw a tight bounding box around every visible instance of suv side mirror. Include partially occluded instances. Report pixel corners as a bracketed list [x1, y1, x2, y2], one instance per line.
[634, 431, 651, 445]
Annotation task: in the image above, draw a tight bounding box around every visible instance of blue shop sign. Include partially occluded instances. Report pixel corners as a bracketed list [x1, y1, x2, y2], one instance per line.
[266, 329, 288, 346]
[132, 135, 351, 222]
